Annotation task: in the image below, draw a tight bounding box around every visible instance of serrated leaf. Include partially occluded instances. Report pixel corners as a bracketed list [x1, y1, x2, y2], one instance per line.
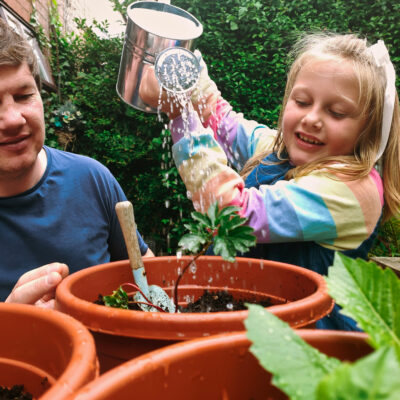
[191, 211, 212, 227]
[316, 345, 400, 400]
[183, 222, 201, 233]
[213, 236, 236, 262]
[229, 225, 257, 237]
[207, 201, 219, 225]
[326, 253, 400, 352]
[220, 214, 247, 231]
[245, 304, 342, 400]
[103, 286, 129, 309]
[178, 233, 208, 253]
[217, 205, 241, 219]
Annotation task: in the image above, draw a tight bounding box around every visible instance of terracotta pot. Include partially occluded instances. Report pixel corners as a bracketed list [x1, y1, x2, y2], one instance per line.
[70, 330, 371, 400]
[55, 256, 333, 373]
[0, 303, 98, 400]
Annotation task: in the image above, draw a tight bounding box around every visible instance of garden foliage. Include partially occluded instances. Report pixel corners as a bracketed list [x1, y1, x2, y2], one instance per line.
[33, 0, 400, 254]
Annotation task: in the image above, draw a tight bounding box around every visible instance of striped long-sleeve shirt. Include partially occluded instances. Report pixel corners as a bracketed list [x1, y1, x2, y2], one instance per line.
[170, 99, 383, 253]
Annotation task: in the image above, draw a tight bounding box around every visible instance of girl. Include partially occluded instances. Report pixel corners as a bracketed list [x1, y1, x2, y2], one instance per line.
[141, 33, 400, 330]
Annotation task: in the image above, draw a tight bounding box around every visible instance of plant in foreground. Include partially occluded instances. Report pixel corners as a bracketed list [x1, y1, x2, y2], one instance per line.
[245, 252, 400, 400]
[103, 202, 256, 312]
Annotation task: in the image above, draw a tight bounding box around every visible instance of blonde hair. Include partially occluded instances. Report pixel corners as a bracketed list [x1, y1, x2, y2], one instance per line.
[241, 32, 400, 221]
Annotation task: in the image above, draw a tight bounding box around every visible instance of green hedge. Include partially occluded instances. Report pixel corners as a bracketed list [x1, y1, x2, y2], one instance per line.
[41, 0, 400, 255]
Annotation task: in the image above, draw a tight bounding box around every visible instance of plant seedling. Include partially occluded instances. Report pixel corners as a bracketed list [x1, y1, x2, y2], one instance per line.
[245, 252, 400, 400]
[174, 201, 256, 311]
[103, 202, 256, 312]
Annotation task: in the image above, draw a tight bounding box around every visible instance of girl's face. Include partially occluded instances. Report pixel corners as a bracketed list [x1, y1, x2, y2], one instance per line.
[282, 59, 366, 166]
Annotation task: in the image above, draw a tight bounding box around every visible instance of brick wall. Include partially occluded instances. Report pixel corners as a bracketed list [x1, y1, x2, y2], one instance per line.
[2, 0, 31, 22]
[1, 0, 72, 37]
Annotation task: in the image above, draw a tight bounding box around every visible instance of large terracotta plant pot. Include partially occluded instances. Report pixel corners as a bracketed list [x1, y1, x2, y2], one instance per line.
[70, 330, 371, 400]
[0, 303, 98, 400]
[55, 256, 333, 373]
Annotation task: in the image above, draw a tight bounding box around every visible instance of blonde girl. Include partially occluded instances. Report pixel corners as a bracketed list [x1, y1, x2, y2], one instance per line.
[141, 32, 400, 330]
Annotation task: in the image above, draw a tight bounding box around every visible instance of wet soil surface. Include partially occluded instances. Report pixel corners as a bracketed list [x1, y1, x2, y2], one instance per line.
[0, 385, 33, 400]
[96, 290, 271, 312]
[179, 290, 271, 312]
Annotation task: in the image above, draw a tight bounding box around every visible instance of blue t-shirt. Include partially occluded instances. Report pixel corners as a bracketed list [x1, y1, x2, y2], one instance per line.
[0, 146, 148, 300]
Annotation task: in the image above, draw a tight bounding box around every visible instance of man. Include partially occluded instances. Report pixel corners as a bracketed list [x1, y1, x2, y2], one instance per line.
[0, 19, 153, 305]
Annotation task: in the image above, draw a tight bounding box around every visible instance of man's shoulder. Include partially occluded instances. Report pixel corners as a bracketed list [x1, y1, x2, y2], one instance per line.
[46, 146, 108, 171]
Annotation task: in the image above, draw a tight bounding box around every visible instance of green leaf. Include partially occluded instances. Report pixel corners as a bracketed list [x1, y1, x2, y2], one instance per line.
[191, 211, 212, 227]
[219, 214, 247, 231]
[213, 236, 236, 262]
[245, 304, 342, 400]
[183, 222, 203, 234]
[230, 21, 238, 30]
[103, 286, 129, 309]
[326, 253, 400, 352]
[217, 205, 241, 219]
[316, 345, 400, 400]
[206, 202, 219, 226]
[178, 233, 208, 253]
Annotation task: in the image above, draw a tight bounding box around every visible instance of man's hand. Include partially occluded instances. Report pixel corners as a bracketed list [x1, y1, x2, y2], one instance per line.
[6, 263, 69, 309]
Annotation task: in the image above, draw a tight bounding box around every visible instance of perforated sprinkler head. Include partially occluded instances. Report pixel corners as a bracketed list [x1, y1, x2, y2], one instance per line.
[155, 47, 200, 94]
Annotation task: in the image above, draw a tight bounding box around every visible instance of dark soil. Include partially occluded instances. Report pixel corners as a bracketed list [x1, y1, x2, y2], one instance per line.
[96, 290, 272, 312]
[179, 290, 272, 312]
[0, 385, 32, 400]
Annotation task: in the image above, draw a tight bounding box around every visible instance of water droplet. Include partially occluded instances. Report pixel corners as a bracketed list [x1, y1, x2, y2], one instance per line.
[189, 262, 197, 274]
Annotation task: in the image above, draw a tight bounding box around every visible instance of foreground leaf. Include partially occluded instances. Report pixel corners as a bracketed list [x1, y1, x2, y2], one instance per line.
[326, 253, 400, 352]
[245, 304, 341, 400]
[316, 345, 400, 400]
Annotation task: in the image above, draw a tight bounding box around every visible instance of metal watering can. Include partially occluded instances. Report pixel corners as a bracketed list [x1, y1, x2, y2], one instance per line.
[116, 1, 203, 113]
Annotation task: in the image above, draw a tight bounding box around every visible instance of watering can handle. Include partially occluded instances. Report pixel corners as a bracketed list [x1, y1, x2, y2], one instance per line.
[115, 201, 144, 271]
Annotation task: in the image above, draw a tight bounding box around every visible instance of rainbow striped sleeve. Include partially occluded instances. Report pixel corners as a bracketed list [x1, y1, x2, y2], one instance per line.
[171, 112, 383, 251]
[240, 170, 383, 250]
[204, 98, 276, 169]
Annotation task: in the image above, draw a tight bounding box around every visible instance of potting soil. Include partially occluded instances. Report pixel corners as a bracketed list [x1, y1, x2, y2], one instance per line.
[96, 290, 272, 313]
[0, 385, 32, 400]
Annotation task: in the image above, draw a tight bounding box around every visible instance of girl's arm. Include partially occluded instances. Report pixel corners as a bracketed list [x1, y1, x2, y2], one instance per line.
[170, 99, 276, 171]
[171, 112, 383, 250]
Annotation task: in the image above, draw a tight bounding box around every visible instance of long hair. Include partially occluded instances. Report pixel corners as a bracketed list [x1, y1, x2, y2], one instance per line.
[241, 32, 400, 221]
[0, 18, 41, 89]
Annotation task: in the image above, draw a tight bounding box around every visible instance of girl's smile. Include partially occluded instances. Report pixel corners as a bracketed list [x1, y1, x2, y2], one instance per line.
[282, 59, 366, 166]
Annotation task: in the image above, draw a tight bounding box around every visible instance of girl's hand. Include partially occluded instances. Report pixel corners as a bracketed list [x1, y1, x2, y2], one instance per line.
[5, 263, 69, 309]
[139, 66, 182, 119]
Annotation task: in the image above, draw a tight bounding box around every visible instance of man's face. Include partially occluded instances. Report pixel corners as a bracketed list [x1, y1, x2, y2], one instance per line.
[0, 63, 45, 180]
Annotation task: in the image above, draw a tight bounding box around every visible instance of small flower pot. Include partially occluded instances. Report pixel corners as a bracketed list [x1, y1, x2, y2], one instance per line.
[70, 330, 371, 399]
[55, 256, 333, 373]
[0, 303, 98, 400]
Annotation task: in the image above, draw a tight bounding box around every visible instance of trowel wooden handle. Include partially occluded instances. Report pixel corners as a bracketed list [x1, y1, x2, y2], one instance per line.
[115, 201, 144, 271]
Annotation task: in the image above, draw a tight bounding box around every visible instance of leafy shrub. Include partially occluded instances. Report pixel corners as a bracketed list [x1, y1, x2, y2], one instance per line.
[34, 0, 400, 255]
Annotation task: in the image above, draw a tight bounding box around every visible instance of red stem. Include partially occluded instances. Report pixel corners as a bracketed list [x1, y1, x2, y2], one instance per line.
[121, 282, 167, 313]
[130, 300, 167, 313]
[173, 245, 210, 313]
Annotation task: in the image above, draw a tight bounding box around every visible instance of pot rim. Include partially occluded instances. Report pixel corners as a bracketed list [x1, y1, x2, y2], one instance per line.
[71, 329, 370, 399]
[0, 303, 98, 400]
[56, 256, 333, 340]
